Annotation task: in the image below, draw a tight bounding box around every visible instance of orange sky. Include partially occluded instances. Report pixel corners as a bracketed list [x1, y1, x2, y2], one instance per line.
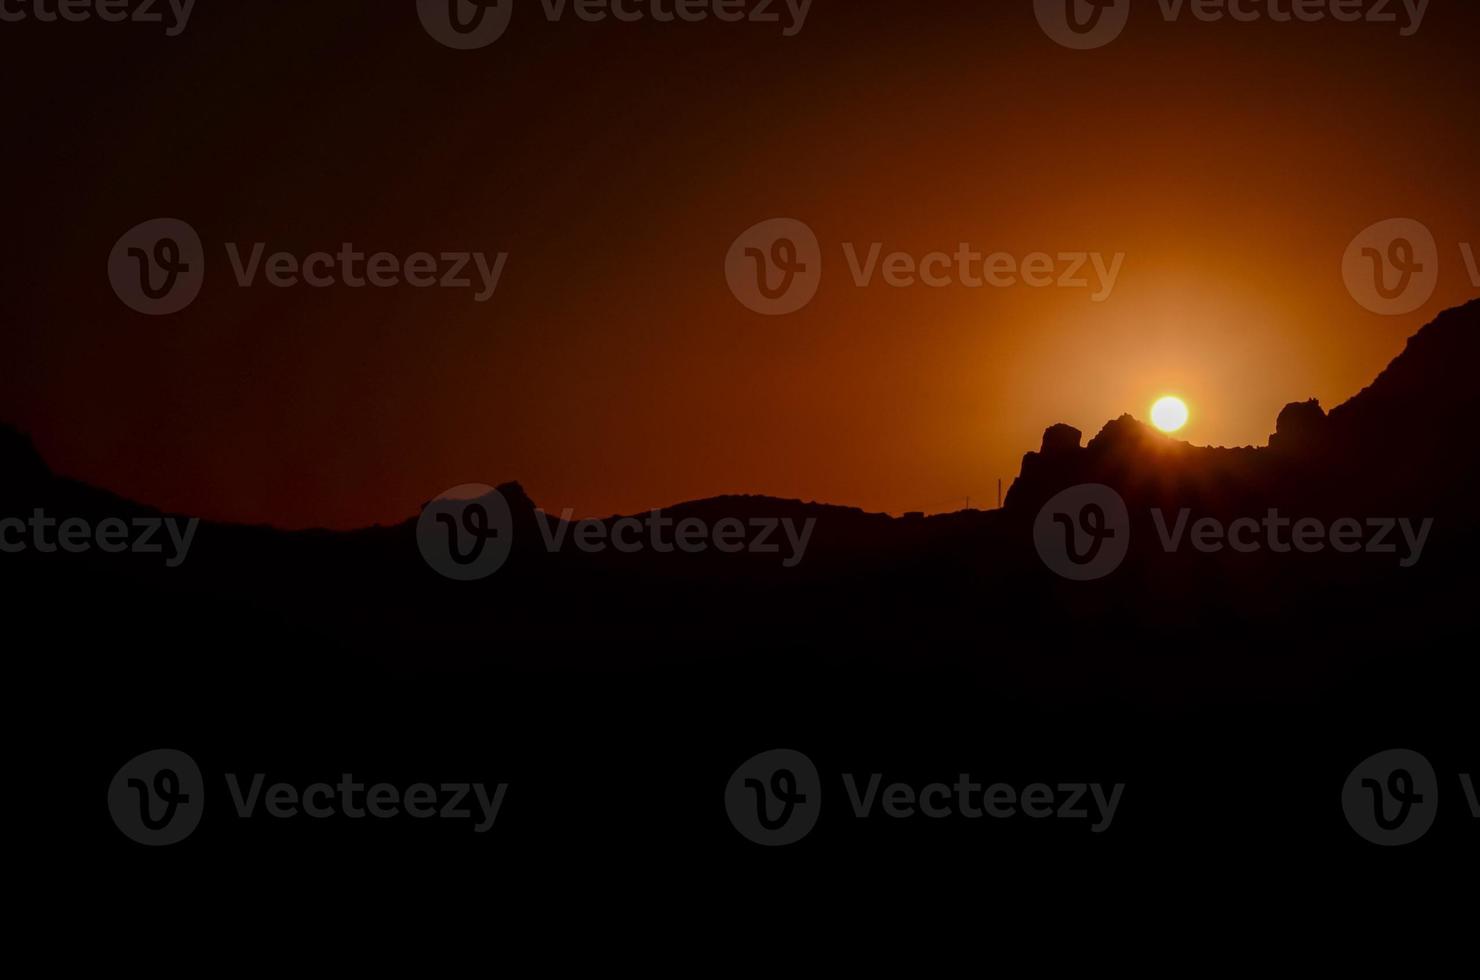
[2, 2, 1476, 528]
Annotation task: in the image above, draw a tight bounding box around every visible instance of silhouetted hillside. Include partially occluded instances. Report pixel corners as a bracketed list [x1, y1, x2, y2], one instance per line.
[15, 301, 1480, 880]
[3, 300, 1477, 708]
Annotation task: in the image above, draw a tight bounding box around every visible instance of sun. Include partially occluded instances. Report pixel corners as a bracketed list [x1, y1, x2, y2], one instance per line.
[1150, 396, 1189, 433]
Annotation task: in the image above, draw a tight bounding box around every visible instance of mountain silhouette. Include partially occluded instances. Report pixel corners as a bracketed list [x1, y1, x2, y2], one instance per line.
[19, 299, 1478, 870]
[5, 300, 1478, 670]
[4, 297, 1474, 724]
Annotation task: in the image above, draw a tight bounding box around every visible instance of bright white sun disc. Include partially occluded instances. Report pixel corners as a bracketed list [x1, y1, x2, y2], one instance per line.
[1151, 396, 1189, 433]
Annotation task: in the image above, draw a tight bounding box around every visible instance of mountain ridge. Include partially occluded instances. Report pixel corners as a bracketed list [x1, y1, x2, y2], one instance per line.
[2, 298, 1476, 533]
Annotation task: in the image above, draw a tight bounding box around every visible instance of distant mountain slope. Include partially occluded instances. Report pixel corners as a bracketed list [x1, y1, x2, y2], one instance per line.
[4, 300, 1477, 536]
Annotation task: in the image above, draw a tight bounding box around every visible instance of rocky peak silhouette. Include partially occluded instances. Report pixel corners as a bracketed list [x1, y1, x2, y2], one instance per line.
[1040, 423, 1083, 456]
[1005, 298, 1479, 517]
[1269, 399, 1327, 455]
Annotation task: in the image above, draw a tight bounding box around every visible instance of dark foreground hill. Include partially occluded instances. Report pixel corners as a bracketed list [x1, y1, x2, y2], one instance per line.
[6, 300, 1475, 685]
[8, 301, 1478, 873]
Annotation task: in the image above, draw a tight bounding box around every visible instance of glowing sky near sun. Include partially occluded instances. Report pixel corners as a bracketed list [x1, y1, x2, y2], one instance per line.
[2, 4, 1477, 528]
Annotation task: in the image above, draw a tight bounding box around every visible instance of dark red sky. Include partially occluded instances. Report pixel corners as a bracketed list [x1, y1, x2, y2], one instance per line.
[3, 1, 1477, 528]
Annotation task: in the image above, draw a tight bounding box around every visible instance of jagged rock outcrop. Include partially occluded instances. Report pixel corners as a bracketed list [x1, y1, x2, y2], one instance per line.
[1004, 298, 1480, 518]
[1040, 423, 1083, 456]
[1268, 399, 1327, 454]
